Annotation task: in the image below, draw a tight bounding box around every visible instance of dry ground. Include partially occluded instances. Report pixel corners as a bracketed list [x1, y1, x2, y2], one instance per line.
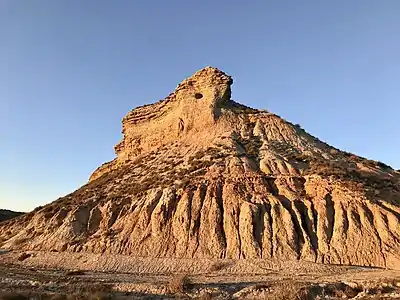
[1, 250, 400, 299]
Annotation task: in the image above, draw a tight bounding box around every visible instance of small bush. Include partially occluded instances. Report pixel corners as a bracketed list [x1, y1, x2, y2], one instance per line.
[371, 160, 393, 170]
[329, 148, 339, 155]
[169, 274, 190, 294]
[209, 261, 229, 272]
[33, 206, 43, 212]
[17, 252, 31, 261]
[267, 283, 313, 300]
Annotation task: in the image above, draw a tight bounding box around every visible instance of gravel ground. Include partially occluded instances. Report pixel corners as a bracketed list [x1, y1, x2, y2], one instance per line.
[1, 250, 400, 299]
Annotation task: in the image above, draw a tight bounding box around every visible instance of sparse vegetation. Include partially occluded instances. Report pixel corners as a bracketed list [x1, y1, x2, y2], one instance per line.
[222, 100, 259, 114]
[292, 156, 399, 192]
[342, 151, 394, 170]
[233, 135, 262, 160]
[32, 206, 44, 212]
[368, 159, 393, 170]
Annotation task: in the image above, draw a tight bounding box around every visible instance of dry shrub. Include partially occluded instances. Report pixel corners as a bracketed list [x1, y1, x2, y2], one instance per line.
[342, 285, 360, 298]
[209, 261, 229, 272]
[169, 274, 190, 294]
[324, 282, 361, 298]
[266, 283, 316, 300]
[329, 148, 339, 155]
[294, 287, 314, 300]
[32, 206, 43, 212]
[17, 252, 31, 261]
[365, 283, 397, 296]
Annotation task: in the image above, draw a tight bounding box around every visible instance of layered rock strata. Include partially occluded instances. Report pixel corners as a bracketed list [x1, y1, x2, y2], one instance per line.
[1, 67, 399, 269]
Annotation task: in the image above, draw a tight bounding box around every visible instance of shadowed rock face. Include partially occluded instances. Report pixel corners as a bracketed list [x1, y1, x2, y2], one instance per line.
[0, 210, 23, 222]
[1, 67, 400, 269]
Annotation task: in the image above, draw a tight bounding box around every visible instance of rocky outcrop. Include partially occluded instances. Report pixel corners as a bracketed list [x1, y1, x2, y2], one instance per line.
[113, 67, 233, 162]
[1, 67, 399, 269]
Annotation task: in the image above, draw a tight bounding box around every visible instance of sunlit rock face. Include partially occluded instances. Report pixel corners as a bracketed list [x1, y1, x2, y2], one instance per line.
[1, 67, 400, 269]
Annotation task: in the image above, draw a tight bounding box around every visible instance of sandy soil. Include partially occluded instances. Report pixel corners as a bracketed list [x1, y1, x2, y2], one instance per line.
[1, 250, 400, 299]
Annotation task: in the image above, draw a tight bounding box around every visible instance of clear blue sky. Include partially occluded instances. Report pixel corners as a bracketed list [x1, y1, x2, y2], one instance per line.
[1, 1, 399, 212]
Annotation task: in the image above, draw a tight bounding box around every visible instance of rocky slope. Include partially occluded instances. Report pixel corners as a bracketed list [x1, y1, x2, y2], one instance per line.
[1, 67, 399, 268]
[0, 210, 23, 222]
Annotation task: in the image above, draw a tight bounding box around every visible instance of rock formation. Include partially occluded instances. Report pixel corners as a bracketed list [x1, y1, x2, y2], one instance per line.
[0, 210, 23, 222]
[1, 67, 399, 268]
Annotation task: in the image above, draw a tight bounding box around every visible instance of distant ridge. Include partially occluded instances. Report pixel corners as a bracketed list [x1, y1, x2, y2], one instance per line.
[0, 209, 23, 222]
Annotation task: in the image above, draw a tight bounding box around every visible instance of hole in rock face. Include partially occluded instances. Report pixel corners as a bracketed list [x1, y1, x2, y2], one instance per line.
[194, 93, 203, 99]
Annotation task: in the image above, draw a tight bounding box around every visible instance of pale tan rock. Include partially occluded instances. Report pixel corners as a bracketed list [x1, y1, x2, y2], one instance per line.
[1, 67, 400, 269]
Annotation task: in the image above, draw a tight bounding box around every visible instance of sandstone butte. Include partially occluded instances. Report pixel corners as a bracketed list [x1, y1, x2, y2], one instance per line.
[1, 67, 400, 269]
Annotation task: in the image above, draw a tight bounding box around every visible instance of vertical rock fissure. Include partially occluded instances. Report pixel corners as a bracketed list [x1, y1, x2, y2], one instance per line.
[325, 194, 335, 249]
[192, 184, 208, 257]
[237, 204, 243, 258]
[342, 203, 349, 239]
[253, 203, 265, 258]
[294, 200, 318, 255]
[215, 181, 227, 258]
[183, 190, 194, 256]
[266, 202, 274, 258]
[310, 200, 318, 239]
